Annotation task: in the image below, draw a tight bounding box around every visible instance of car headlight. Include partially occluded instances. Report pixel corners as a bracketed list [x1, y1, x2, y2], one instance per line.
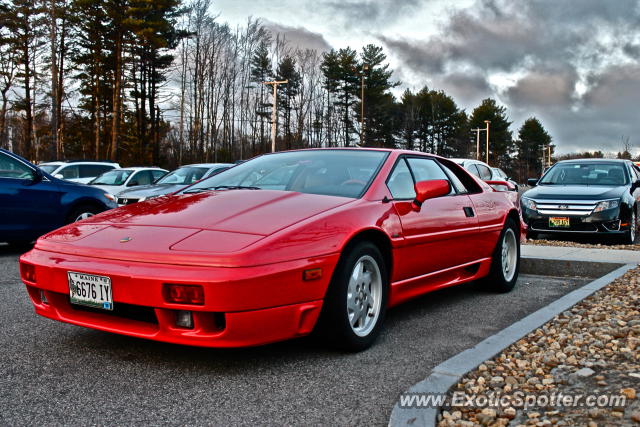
[593, 199, 619, 213]
[103, 193, 116, 202]
[521, 197, 537, 211]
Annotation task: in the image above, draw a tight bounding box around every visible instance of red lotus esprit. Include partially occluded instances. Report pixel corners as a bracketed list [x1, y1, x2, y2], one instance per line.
[20, 149, 521, 351]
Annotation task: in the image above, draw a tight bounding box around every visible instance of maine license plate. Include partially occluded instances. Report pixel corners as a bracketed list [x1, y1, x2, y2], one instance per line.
[68, 272, 113, 310]
[549, 217, 570, 228]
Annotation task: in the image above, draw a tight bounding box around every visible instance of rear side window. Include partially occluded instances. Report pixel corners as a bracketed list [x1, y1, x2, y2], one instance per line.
[59, 165, 79, 179]
[151, 170, 166, 181]
[466, 164, 481, 178]
[476, 164, 492, 180]
[79, 164, 113, 178]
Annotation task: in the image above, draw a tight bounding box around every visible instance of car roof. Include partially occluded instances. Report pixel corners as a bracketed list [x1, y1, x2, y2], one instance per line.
[112, 167, 167, 171]
[40, 161, 119, 166]
[183, 163, 234, 168]
[557, 158, 629, 164]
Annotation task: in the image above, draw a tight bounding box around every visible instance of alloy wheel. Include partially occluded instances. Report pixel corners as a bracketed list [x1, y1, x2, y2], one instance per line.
[346, 255, 382, 337]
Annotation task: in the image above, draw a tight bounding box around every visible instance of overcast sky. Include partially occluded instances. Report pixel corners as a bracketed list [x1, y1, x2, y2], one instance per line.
[212, 0, 640, 155]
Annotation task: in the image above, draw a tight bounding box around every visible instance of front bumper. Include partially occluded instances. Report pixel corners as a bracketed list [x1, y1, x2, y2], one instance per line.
[20, 249, 339, 347]
[522, 207, 627, 234]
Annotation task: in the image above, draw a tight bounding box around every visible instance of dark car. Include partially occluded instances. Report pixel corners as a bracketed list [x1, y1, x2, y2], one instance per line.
[114, 163, 233, 206]
[522, 159, 640, 243]
[0, 148, 118, 246]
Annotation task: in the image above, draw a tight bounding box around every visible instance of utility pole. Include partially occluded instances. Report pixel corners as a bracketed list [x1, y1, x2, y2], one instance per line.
[263, 80, 288, 152]
[360, 64, 369, 146]
[484, 120, 491, 165]
[471, 128, 485, 160]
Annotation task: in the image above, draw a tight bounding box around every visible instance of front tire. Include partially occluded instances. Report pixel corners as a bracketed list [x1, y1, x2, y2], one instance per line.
[318, 241, 388, 352]
[482, 218, 520, 293]
[621, 207, 637, 245]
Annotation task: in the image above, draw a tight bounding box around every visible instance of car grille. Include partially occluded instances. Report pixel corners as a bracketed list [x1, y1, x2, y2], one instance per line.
[71, 301, 158, 324]
[531, 219, 598, 232]
[117, 197, 139, 206]
[533, 199, 597, 216]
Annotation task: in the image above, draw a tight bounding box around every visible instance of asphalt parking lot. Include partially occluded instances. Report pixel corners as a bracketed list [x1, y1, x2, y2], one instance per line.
[0, 245, 591, 425]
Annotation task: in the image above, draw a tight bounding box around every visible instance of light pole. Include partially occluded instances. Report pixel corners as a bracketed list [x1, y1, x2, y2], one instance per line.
[360, 64, 369, 146]
[263, 80, 288, 153]
[471, 127, 486, 160]
[484, 120, 491, 165]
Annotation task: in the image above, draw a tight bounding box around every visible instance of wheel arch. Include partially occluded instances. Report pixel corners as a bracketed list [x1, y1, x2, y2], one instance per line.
[340, 228, 393, 282]
[65, 197, 107, 222]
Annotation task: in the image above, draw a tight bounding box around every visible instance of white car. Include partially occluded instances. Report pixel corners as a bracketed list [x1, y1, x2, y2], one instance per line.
[39, 161, 121, 184]
[89, 167, 168, 199]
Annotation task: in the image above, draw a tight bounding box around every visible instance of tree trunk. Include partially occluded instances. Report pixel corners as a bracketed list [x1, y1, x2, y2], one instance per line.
[110, 30, 122, 161]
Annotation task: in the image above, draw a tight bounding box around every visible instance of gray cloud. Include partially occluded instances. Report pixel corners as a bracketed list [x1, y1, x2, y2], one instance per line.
[320, 0, 422, 28]
[263, 21, 332, 52]
[374, 0, 640, 152]
[505, 67, 579, 108]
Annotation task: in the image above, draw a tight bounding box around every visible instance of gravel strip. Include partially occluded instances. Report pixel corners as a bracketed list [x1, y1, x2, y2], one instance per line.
[438, 267, 640, 426]
[525, 239, 640, 251]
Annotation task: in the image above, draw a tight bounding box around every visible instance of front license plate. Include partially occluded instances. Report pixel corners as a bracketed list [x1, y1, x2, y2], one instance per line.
[68, 271, 113, 310]
[549, 217, 570, 228]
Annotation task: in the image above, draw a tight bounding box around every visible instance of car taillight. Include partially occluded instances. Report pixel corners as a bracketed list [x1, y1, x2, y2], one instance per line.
[163, 284, 204, 305]
[20, 262, 36, 283]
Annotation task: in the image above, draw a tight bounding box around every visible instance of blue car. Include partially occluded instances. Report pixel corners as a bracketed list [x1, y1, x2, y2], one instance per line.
[0, 148, 118, 246]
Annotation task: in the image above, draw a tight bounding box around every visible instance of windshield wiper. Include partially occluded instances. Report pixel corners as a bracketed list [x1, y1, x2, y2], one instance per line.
[183, 185, 261, 194]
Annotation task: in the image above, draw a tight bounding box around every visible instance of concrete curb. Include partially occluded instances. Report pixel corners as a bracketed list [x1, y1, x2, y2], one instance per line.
[388, 261, 636, 427]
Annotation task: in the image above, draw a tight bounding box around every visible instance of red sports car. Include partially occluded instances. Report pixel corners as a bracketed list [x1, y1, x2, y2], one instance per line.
[20, 149, 520, 351]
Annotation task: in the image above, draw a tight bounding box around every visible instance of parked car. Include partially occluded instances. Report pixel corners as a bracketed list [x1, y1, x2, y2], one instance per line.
[0, 149, 117, 246]
[451, 159, 518, 194]
[20, 148, 519, 351]
[522, 158, 640, 243]
[38, 161, 120, 184]
[115, 163, 233, 206]
[88, 167, 168, 199]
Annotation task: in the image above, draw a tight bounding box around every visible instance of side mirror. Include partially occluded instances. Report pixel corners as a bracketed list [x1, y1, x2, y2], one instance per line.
[527, 178, 538, 187]
[54, 173, 64, 179]
[412, 179, 451, 211]
[485, 180, 516, 192]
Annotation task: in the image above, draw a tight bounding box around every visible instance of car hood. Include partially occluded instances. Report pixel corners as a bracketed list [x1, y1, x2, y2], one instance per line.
[524, 185, 627, 201]
[36, 190, 354, 266]
[116, 184, 185, 198]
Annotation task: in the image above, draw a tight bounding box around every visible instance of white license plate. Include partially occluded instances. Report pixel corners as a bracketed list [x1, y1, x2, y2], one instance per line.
[68, 271, 113, 310]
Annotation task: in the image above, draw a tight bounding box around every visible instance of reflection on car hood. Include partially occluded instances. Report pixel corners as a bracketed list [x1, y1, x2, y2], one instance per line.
[524, 185, 627, 200]
[37, 190, 354, 266]
[116, 183, 185, 198]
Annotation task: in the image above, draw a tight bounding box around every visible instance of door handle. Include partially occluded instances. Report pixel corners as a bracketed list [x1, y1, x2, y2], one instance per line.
[463, 207, 475, 217]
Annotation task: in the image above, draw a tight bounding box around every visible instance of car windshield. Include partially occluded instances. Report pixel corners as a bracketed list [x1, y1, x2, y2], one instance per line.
[90, 169, 134, 186]
[157, 167, 209, 185]
[539, 163, 628, 186]
[182, 150, 388, 198]
[39, 164, 59, 174]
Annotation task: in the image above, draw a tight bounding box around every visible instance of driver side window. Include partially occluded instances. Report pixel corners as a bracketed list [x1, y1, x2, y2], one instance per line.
[0, 153, 33, 180]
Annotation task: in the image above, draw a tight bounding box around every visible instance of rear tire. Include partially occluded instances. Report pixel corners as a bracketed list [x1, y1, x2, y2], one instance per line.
[481, 218, 520, 293]
[66, 204, 102, 224]
[317, 241, 388, 352]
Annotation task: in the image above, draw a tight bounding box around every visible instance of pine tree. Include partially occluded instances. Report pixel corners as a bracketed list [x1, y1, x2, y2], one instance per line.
[516, 117, 552, 179]
[275, 55, 300, 150]
[469, 98, 514, 167]
[251, 40, 272, 151]
[358, 44, 398, 147]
